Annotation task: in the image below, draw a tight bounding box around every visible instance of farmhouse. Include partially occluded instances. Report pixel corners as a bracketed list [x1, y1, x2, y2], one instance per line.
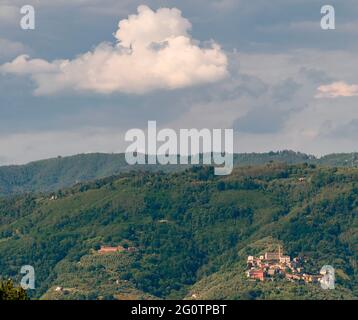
[97, 245, 137, 254]
[98, 246, 125, 254]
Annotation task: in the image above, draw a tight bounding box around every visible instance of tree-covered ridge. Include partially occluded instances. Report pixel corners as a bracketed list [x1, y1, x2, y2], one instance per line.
[0, 151, 357, 195]
[0, 163, 357, 299]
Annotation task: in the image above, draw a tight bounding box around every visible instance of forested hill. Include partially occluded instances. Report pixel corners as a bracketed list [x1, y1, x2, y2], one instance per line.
[0, 151, 357, 195]
[0, 164, 357, 299]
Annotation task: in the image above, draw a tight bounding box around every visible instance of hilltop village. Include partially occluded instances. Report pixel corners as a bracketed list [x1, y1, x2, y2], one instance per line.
[246, 246, 324, 284]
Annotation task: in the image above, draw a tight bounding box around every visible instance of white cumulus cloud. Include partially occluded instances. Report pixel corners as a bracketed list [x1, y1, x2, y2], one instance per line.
[315, 81, 358, 98]
[0, 5, 228, 95]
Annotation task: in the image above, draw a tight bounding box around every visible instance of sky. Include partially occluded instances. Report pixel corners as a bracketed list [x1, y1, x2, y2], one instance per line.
[0, 0, 357, 165]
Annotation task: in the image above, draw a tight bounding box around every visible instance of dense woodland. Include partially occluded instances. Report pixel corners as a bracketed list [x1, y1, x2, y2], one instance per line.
[0, 160, 357, 300]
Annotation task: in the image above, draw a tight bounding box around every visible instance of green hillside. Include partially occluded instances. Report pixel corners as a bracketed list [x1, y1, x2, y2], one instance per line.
[0, 153, 184, 196]
[0, 151, 356, 195]
[0, 163, 356, 300]
[41, 251, 157, 300]
[185, 237, 356, 300]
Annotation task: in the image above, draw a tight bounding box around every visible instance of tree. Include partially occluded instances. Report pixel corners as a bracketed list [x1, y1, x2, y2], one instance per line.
[0, 280, 29, 300]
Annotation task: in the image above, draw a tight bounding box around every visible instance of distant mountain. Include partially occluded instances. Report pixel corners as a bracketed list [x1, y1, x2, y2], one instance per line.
[0, 151, 357, 196]
[0, 163, 356, 299]
[0, 153, 188, 196]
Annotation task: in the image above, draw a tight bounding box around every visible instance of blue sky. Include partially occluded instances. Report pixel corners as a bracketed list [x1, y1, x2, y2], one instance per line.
[0, 0, 357, 164]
